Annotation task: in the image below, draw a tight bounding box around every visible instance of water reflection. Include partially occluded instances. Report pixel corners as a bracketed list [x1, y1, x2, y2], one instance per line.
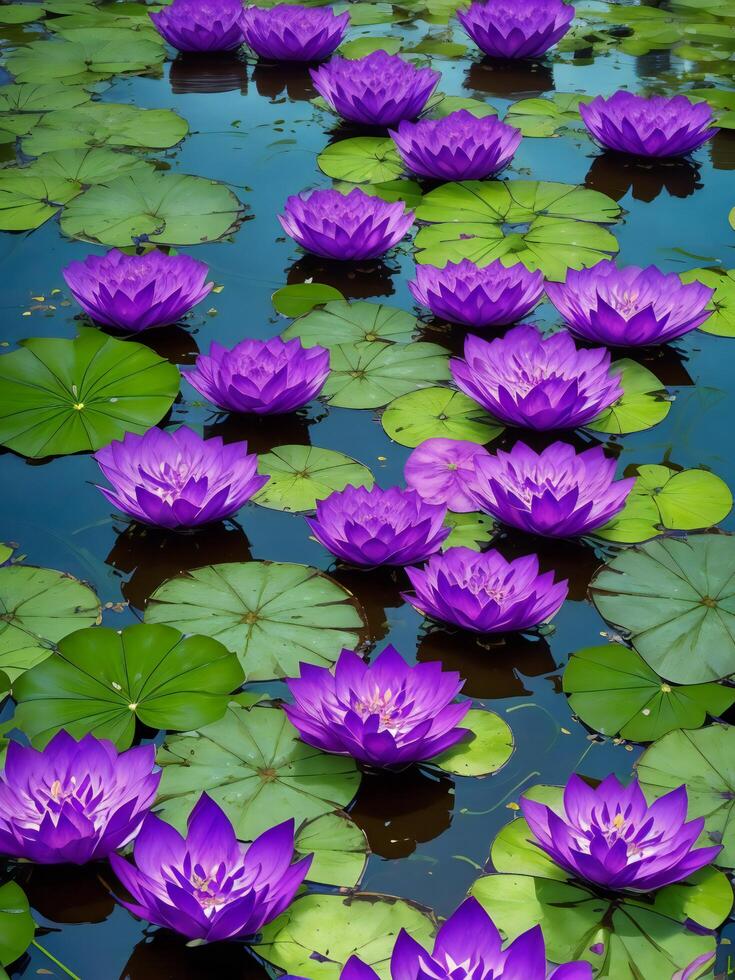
[17, 864, 115, 924]
[417, 627, 556, 699]
[106, 521, 252, 612]
[464, 58, 554, 99]
[252, 61, 316, 103]
[331, 566, 406, 644]
[350, 766, 455, 859]
[137, 325, 201, 366]
[204, 407, 318, 453]
[122, 931, 269, 979]
[169, 53, 248, 95]
[585, 151, 702, 203]
[709, 130, 735, 172]
[287, 254, 400, 300]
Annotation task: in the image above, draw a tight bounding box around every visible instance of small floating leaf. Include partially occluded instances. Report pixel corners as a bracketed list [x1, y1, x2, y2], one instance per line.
[254, 445, 374, 512]
[382, 386, 505, 447]
[317, 137, 403, 184]
[432, 708, 513, 776]
[586, 359, 670, 435]
[272, 282, 344, 317]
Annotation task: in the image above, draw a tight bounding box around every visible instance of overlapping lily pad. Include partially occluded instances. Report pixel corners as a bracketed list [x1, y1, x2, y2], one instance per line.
[442, 511, 496, 551]
[338, 35, 402, 58]
[427, 95, 497, 119]
[0, 328, 180, 457]
[254, 445, 374, 512]
[586, 360, 670, 435]
[155, 704, 361, 839]
[12, 624, 244, 749]
[295, 812, 369, 888]
[145, 561, 367, 681]
[638, 725, 735, 868]
[681, 267, 735, 337]
[22, 147, 156, 186]
[272, 282, 344, 317]
[470, 784, 733, 979]
[381, 386, 505, 447]
[431, 708, 513, 777]
[0, 882, 34, 969]
[0, 169, 81, 231]
[564, 643, 735, 742]
[504, 93, 593, 137]
[322, 341, 451, 409]
[5, 35, 165, 85]
[283, 300, 420, 348]
[589, 534, 735, 684]
[334, 178, 423, 208]
[317, 137, 403, 183]
[0, 564, 100, 682]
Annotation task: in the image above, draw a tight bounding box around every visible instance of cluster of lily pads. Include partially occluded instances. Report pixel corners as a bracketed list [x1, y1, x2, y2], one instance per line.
[0, 0, 735, 978]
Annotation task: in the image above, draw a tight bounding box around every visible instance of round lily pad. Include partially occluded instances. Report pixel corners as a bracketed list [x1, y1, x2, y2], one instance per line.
[594, 465, 732, 543]
[0, 564, 100, 682]
[338, 35, 402, 58]
[334, 178, 423, 208]
[427, 95, 497, 119]
[0, 169, 81, 231]
[295, 812, 369, 888]
[0, 882, 34, 968]
[638, 725, 735, 868]
[470, 784, 733, 979]
[442, 511, 496, 551]
[681, 267, 735, 338]
[317, 137, 404, 184]
[254, 893, 436, 979]
[5, 35, 165, 85]
[272, 283, 344, 317]
[145, 561, 367, 682]
[23, 147, 156, 187]
[504, 93, 593, 137]
[12, 623, 244, 749]
[283, 300, 419, 348]
[155, 704, 360, 839]
[0, 4, 44, 24]
[586, 359, 670, 435]
[564, 643, 735, 742]
[589, 534, 735, 684]
[254, 445, 374, 512]
[60, 171, 243, 247]
[322, 341, 451, 409]
[0, 328, 180, 458]
[431, 708, 513, 777]
[381, 386, 505, 447]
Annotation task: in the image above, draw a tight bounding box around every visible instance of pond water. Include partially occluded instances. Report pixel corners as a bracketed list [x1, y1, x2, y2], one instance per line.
[1, 0, 735, 978]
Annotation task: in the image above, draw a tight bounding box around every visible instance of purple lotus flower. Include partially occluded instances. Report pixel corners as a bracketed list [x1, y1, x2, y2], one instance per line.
[403, 546, 568, 633]
[323, 899, 592, 979]
[242, 4, 349, 62]
[62, 249, 213, 333]
[279, 187, 414, 261]
[521, 774, 721, 893]
[150, 0, 247, 52]
[404, 438, 490, 513]
[458, 0, 575, 60]
[284, 645, 470, 768]
[94, 426, 268, 529]
[184, 337, 329, 414]
[110, 794, 311, 940]
[306, 484, 450, 566]
[450, 326, 623, 431]
[390, 110, 521, 181]
[311, 50, 440, 127]
[579, 92, 717, 159]
[0, 731, 159, 865]
[470, 442, 635, 538]
[545, 260, 715, 347]
[409, 258, 544, 328]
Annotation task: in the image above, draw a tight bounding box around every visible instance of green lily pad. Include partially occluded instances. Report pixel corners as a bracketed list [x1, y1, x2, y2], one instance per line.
[471, 793, 732, 980]
[21, 102, 188, 156]
[5, 35, 165, 85]
[0, 564, 100, 682]
[254, 445, 374, 512]
[295, 811, 369, 888]
[504, 93, 593, 137]
[317, 137, 404, 184]
[586, 359, 670, 435]
[12, 623, 244, 749]
[145, 561, 367, 682]
[594, 465, 732, 543]
[155, 704, 360, 839]
[22, 147, 156, 186]
[0, 112, 43, 144]
[406, 38, 468, 57]
[254, 893, 436, 979]
[322, 341, 450, 409]
[0, 882, 34, 968]
[334, 1, 400, 25]
[282, 300, 420, 348]
[426, 95, 497, 119]
[272, 283, 345, 317]
[431, 708, 513, 777]
[681, 267, 735, 337]
[442, 511, 496, 551]
[563, 643, 735, 742]
[333, 178, 423, 208]
[60, 171, 243, 247]
[638, 725, 735, 868]
[339, 36, 402, 58]
[0, 169, 81, 231]
[381, 386, 505, 447]
[0, 328, 180, 458]
[589, 534, 735, 684]
[0, 4, 44, 24]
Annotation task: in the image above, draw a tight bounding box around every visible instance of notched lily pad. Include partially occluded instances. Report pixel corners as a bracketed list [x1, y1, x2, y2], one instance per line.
[504, 93, 593, 138]
[317, 137, 404, 184]
[586, 359, 670, 435]
[442, 511, 496, 551]
[381, 386, 505, 447]
[254, 445, 374, 512]
[272, 283, 345, 317]
[296, 811, 369, 888]
[681, 267, 735, 338]
[282, 300, 420, 348]
[432, 708, 513, 777]
[322, 341, 451, 409]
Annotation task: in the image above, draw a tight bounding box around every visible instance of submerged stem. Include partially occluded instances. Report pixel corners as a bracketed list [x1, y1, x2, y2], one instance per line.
[32, 940, 81, 980]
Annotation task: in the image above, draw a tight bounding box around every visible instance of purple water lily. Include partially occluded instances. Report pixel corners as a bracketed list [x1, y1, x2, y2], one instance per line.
[404, 437, 490, 513]
[184, 337, 330, 414]
[0, 731, 159, 864]
[521, 774, 721, 893]
[311, 50, 440, 127]
[242, 4, 349, 62]
[545, 260, 714, 346]
[284, 645, 470, 768]
[403, 546, 568, 633]
[94, 426, 268, 529]
[450, 326, 623, 430]
[458, 0, 575, 60]
[579, 92, 717, 159]
[306, 484, 450, 566]
[390, 110, 521, 181]
[279, 187, 414, 260]
[409, 258, 544, 328]
[471, 441, 634, 538]
[62, 249, 213, 333]
[110, 794, 311, 941]
[150, 0, 247, 52]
